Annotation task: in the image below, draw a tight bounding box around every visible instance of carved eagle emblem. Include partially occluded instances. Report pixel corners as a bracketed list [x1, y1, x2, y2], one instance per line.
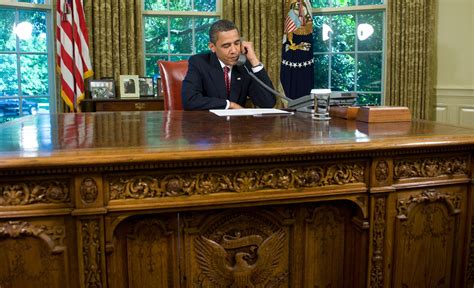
[194, 230, 286, 287]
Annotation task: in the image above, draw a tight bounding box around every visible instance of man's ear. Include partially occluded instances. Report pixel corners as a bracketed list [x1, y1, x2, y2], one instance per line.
[208, 42, 216, 53]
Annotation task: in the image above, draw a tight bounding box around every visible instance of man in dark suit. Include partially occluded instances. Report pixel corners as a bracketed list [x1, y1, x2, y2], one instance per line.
[182, 19, 276, 110]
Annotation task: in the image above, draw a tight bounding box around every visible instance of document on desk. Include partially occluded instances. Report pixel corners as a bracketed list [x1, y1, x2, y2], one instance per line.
[210, 108, 294, 117]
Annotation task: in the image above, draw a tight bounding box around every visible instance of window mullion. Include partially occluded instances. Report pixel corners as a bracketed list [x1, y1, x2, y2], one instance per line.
[14, 10, 23, 105]
[354, 13, 358, 93]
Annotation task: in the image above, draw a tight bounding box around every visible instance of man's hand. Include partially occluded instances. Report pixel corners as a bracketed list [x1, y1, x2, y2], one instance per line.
[229, 102, 243, 109]
[241, 41, 260, 67]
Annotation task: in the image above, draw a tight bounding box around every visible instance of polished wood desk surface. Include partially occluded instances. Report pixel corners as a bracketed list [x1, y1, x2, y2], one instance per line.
[0, 110, 473, 168]
[0, 111, 473, 288]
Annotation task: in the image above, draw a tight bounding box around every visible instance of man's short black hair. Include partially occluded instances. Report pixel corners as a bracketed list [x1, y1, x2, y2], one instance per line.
[209, 19, 239, 44]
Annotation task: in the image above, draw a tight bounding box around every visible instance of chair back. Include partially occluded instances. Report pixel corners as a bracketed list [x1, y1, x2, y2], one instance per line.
[158, 60, 188, 111]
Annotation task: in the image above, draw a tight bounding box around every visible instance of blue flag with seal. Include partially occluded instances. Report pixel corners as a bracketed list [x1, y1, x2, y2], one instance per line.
[280, 0, 313, 99]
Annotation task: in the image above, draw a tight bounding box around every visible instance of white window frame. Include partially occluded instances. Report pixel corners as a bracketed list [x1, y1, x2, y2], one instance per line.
[142, 0, 222, 75]
[0, 0, 56, 116]
[312, 3, 387, 105]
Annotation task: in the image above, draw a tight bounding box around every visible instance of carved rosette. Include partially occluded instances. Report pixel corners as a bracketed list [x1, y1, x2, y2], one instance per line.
[0, 180, 70, 206]
[370, 197, 386, 288]
[0, 221, 66, 253]
[375, 160, 389, 183]
[109, 163, 365, 200]
[81, 219, 102, 288]
[396, 189, 461, 220]
[80, 178, 99, 204]
[394, 156, 468, 179]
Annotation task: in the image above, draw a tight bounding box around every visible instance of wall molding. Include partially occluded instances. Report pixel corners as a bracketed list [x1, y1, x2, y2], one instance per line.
[435, 87, 474, 126]
[436, 87, 474, 97]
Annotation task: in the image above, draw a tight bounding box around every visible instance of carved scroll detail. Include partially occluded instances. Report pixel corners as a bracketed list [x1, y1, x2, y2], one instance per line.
[396, 189, 461, 220]
[370, 197, 386, 288]
[109, 163, 365, 200]
[0, 221, 66, 254]
[81, 219, 102, 288]
[0, 180, 70, 206]
[394, 156, 468, 179]
[80, 178, 98, 204]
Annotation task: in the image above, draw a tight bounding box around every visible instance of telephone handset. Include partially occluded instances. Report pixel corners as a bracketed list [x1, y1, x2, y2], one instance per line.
[236, 46, 248, 67]
[236, 54, 247, 66]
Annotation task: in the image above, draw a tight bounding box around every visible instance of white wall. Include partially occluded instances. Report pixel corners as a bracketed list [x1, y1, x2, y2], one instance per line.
[436, 0, 474, 127]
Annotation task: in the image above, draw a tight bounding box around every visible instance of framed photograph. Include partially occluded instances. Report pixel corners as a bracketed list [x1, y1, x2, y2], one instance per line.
[119, 75, 140, 99]
[156, 76, 163, 98]
[90, 79, 115, 99]
[139, 77, 154, 97]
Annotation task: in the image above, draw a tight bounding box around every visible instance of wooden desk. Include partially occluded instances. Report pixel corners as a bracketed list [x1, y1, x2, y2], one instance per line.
[0, 111, 473, 288]
[81, 97, 164, 112]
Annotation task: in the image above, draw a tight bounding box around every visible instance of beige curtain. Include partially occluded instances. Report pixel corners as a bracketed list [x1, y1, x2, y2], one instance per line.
[223, 1, 285, 92]
[84, 0, 144, 81]
[385, 0, 437, 120]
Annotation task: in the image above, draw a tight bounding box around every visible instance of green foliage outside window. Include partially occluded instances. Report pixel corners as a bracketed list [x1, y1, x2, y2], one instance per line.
[313, 9, 384, 106]
[312, 0, 383, 8]
[0, 8, 50, 123]
[144, 0, 218, 81]
[144, 0, 216, 12]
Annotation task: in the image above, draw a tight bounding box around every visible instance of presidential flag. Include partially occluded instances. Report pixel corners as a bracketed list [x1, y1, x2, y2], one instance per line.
[56, 0, 93, 112]
[280, 0, 314, 99]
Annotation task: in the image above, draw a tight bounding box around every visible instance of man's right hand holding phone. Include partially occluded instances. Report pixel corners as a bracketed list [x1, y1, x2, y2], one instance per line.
[240, 41, 261, 68]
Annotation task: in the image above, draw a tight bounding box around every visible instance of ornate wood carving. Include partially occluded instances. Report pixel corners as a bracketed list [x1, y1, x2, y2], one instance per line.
[0, 221, 65, 253]
[306, 206, 344, 254]
[370, 197, 386, 288]
[304, 206, 345, 287]
[126, 218, 176, 286]
[188, 210, 289, 287]
[393, 188, 463, 287]
[0, 221, 67, 287]
[81, 219, 102, 288]
[396, 189, 461, 220]
[394, 156, 468, 179]
[195, 230, 286, 287]
[80, 178, 98, 204]
[0, 180, 70, 206]
[109, 163, 365, 200]
[467, 217, 474, 285]
[375, 160, 389, 183]
[0, 239, 65, 287]
[403, 204, 452, 251]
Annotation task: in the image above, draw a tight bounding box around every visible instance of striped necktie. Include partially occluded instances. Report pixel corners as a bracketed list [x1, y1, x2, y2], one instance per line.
[223, 66, 230, 97]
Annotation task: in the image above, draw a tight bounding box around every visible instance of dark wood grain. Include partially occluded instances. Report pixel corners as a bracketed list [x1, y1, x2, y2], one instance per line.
[0, 111, 472, 288]
[0, 111, 473, 169]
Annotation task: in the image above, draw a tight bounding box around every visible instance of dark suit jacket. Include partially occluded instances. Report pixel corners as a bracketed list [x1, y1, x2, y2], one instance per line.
[181, 52, 276, 110]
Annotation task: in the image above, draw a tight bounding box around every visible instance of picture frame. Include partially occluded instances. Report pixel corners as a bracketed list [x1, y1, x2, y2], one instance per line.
[119, 75, 140, 99]
[156, 76, 163, 98]
[139, 77, 154, 97]
[89, 79, 115, 99]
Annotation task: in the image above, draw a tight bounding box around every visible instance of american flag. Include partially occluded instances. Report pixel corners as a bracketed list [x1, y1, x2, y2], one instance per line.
[284, 8, 300, 34]
[56, 0, 93, 112]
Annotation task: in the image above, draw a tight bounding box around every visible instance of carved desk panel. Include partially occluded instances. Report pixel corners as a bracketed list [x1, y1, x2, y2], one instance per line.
[0, 111, 473, 288]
